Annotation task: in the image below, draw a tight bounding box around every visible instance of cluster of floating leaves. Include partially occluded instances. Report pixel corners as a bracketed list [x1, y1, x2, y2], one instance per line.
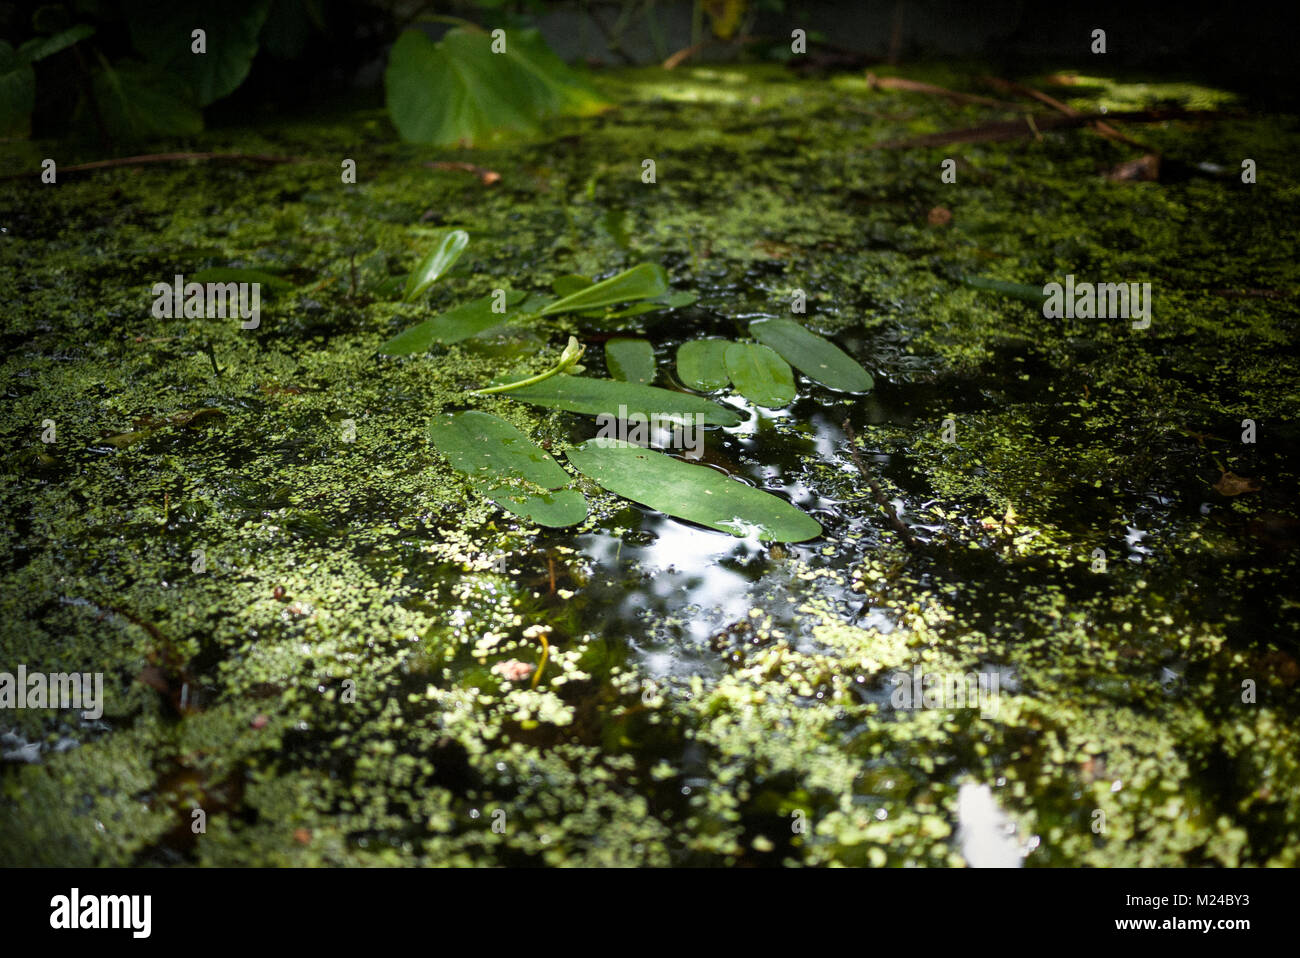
[381, 240, 872, 542]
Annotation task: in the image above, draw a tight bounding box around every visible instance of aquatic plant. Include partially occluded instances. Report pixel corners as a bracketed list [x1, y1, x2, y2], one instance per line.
[382, 248, 872, 542]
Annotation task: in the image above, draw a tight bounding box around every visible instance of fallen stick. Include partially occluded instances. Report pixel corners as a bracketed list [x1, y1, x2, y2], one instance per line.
[842, 419, 920, 552]
[1, 151, 309, 180]
[866, 73, 1027, 110]
[871, 109, 1222, 149]
[980, 75, 1146, 148]
[423, 161, 501, 185]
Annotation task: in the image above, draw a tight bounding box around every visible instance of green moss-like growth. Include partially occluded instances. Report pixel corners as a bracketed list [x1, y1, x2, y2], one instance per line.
[2, 63, 1298, 866]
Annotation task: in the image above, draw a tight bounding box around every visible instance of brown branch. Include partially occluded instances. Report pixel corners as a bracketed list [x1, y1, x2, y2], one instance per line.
[2, 152, 311, 180]
[423, 160, 501, 185]
[663, 39, 708, 70]
[842, 419, 920, 552]
[871, 109, 1223, 149]
[866, 73, 1028, 110]
[979, 75, 1148, 148]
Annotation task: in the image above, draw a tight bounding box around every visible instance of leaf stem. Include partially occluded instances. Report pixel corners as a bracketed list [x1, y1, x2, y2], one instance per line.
[471, 337, 585, 395]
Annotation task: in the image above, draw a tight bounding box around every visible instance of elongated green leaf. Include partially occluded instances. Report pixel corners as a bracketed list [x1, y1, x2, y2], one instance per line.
[749, 319, 872, 393]
[567, 440, 821, 542]
[552, 274, 593, 297]
[676, 340, 731, 391]
[724, 342, 795, 408]
[403, 230, 469, 302]
[385, 27, 609, 147]
[655, 291, 698, 309]
[380, 290, 526, 354]
[605, 338, 655, 384]
[427, 411, 587, 527]
[505, 375, 742, 427]
[961, 275, 1045, 302]
[539, 264, 668, 316]
[603, 290, 698, 320]
[18, 24, 95, 63]
[126, 0, 270, 106]
[191, 267, 294, 291]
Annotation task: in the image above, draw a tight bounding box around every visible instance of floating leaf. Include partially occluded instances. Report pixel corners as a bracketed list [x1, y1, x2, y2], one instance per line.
[403, 229, 469, 302]
[567, 440, 821, 542]
[749, 318, 872, 392]
[677, 339, 731, 391]
[961, 275, 1045, 302]
[605, 338, 655, 383]
[603, 290, 698, 320]
[539, 264, 669, 316]
[505, 375, 742, 427]
[380, 290, 526, 354]
[724, 342, 795, 408]
[655, 291, 698, 309]
[427, 411, 587, 527]
[385, 27, 609, 147]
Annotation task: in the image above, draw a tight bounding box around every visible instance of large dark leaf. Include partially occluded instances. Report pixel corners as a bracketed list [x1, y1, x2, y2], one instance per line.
[126, 0, 270, 106]
[385, 27, 609, 147]
[0, 42, 34, 138]
[88, 60, 203, 138]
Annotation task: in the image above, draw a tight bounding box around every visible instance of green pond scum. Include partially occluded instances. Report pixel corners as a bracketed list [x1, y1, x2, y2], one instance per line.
[2, 59, 1299, 869]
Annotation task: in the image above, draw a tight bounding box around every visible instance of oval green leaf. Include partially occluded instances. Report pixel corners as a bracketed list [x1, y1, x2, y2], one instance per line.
[538, 264, 669, 316]
[403, 229, 470, 302]
[676, 339, 731, 391]
[427, 411, 587, 527]
[748, 318, 873, 393]
[605, 338, 655, 384]
[503, 375, 742, 427]
[381, 290, 526, 354]
[567, 440, 821, 543]
[724, 342, 795, 409]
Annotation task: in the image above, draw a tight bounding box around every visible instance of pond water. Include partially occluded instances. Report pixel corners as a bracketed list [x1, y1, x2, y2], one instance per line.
[2, 64, 1298, 867]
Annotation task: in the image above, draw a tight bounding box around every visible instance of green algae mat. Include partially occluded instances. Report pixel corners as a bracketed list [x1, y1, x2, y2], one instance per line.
[2, 63, 1300, 868]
